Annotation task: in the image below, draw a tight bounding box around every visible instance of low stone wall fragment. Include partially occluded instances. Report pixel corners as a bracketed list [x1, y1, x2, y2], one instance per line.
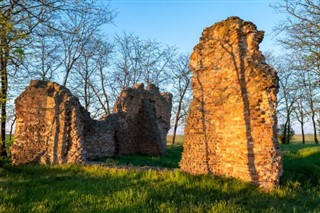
[11, 81, 172, 165]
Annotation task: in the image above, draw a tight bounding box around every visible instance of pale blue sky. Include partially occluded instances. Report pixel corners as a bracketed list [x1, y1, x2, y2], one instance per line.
[107, 0, 283, 54]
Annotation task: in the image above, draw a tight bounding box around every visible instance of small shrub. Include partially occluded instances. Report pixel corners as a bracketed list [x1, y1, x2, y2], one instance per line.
[277, 124, 295, 144]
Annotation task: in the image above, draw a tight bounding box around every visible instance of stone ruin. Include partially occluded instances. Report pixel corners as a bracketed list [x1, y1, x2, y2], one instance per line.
[179, 17, 283, 188]
[113, 83, 172, 155]
[10, 80, 172, 165]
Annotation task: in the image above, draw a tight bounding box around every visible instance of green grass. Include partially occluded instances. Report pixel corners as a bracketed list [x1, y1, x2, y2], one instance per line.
[93, 135, 184, 168]
[0, 137, 319, 212]
[280, 144, 320, 187]
[97, 145, 182, 168]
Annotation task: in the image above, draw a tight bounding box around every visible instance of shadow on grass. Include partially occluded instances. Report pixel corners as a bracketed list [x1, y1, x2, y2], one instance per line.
[0, 160, 302, 212]
[280, 144, 320, 187]
[93, 145, 183, 168]
[0, 144, 319, 212]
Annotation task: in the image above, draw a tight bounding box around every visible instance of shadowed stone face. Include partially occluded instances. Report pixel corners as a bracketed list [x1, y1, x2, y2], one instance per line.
[179, 17, 282, 188]
[113, 83, 172, 156]
[11, 81, 172, 165]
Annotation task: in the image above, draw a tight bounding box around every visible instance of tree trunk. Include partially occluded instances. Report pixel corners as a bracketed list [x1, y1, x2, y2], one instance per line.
[172, 97, 182, 145]
[311, 114, 318, 144]
[9, 116, 16, 142]
[282, 121, 288, 144]
[172, 110, 181, 145]
[98, 66, 110, 114]
[62, 71, 69, 87]
[286, 121, 291, 144]
[172, 82, 189, 145]
[0, 67, 8, 157]
[301, 122, 305, 144]
[0, 39, 8, 157]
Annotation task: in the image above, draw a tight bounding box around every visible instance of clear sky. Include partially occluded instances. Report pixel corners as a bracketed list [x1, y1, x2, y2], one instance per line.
[106, 0, 283, 54]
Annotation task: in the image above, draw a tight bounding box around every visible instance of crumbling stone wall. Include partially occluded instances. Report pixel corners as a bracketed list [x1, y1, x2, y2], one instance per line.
[179, 17, 282, 188]
[11, 81, 172, 165]
[11, 81, 93, 164]
[113, 83, 172, 155]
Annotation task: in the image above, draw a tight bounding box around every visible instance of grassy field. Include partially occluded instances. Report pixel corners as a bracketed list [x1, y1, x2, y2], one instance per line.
[292, 134, 320, 144]
[0, 136, 319, 212]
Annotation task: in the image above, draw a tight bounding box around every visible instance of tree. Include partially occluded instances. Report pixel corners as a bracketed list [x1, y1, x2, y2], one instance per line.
[288, 53, 319, 145]
[267, 54, 297, 144]
[0, 0, 54, 157]
[273, 0, 320, 76]
[56, 1, 115, 87]
[0, 0, 115, 157]
[169, 53, 192, 145]
[70, 36, 113, 117]
[273, 1, 320, 144]
[293, 88, 308, 144]
[299, 70, 319, 144]
[23, 25, 62, 81]
[277, 123, 295, 144]
[110, 32, 176, 98]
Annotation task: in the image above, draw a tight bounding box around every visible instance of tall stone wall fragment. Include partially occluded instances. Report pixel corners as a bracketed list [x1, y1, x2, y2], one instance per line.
[179, 17, 282, 188]
[11, 81, 172, 165]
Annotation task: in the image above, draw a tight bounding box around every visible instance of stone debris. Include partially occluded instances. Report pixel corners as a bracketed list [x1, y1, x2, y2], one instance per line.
[179, 17, 283, 188]
[11, 81, 172, 165]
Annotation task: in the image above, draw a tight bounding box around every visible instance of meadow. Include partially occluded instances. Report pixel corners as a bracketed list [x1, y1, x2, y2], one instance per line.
[0, 135, 319, 212]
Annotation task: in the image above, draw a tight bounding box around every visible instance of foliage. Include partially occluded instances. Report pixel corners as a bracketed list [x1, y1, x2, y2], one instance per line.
[0, 143, 320, 212]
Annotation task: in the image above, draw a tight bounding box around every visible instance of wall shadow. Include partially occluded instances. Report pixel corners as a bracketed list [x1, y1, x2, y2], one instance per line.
[195, 71, 211, 173]
[219, 31, 258, 183]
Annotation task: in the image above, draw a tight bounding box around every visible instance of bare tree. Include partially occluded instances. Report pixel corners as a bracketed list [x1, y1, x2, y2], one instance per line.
[293, 88, 308, 144]
[70, 35, 113, 117]
[57, 1, 115, 87]
[111, 32, 176, 96]
[140, 40, 176, 87]
[72, 42, 97, 111]
[267, 54, 297, 144]
[112, 33, 144, 94]
[289, 53, 319, 144]
[273, 1, 320, 144]
[169, 53, 192, 145]
[299, 70, 319, 144]
[24, 25, 62, 81]
[90, 39, 113, 115]
[273, 0, 320, 76]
